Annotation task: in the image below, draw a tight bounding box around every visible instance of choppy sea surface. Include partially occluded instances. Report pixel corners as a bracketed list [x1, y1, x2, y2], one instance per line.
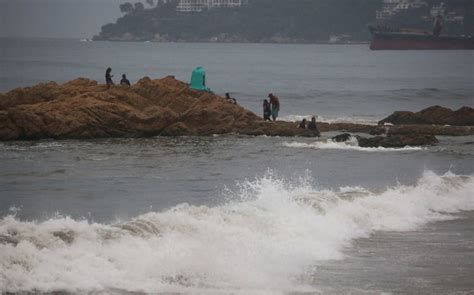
[0, 38, 473, 294]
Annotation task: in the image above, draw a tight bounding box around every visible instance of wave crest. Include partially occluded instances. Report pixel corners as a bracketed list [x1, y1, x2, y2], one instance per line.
[0, 171, 473, 293]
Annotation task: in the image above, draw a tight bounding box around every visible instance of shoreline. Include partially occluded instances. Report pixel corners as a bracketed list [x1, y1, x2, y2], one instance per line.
[1, 36, 371, 45]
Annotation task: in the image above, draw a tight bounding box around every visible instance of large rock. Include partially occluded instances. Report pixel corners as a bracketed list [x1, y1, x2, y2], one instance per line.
[357, 134, 438, 148]
[318, 122, 386, 135]
[387, 124, 473, 136]
[378, 105, 474, 126]
[331, 133, 353, 142]
[0, 76, 320, 140]
[332, 133, 438, 148]
[320, 121, 473, 136]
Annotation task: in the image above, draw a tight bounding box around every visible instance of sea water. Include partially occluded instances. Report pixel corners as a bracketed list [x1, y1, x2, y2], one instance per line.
[0, 38, 473, 293]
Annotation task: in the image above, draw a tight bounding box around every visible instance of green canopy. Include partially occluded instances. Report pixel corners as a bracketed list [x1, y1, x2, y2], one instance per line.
[190, 66, 211, 92]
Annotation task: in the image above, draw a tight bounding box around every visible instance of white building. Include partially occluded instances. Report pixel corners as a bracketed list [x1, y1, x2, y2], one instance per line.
[376, 0, 428, 20]
[430, 2, 446, 17]
[176, 0, 246, 13]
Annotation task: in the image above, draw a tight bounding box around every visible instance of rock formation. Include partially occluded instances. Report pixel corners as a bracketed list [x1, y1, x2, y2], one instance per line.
[378, 105, 474, 126]
[357, 134, 438, 148]
[0, 76, 320, 140]
[331, 133, 439, 148]
[331, 133, 353, 142]
[1, 77, 473, 142]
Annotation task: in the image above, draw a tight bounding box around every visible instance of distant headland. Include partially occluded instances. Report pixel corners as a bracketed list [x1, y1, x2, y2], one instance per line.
[92, 0, 474, 43]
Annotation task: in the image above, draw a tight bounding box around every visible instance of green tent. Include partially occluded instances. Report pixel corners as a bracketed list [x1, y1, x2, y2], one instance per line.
[190, 66, 211, 92]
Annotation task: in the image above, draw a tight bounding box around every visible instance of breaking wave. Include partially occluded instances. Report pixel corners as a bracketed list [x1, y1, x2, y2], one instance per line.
[279, 114, 379, 125]
[1, 171, 473, 293]
[282, 137, 424, 152]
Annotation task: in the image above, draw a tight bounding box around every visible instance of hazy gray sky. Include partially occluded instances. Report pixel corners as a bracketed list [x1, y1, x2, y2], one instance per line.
[0, 0, 128, 38]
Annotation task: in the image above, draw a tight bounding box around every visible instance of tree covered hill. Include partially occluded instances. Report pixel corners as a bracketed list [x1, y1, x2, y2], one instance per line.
[93, 0, 473, 43]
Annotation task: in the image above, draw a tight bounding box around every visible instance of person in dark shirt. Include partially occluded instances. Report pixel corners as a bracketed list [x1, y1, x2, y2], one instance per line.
[298, 118, 307, 129]
[307, 116, 319, 132]
[105, 68, 114, 88]
[120, 74, 131, 86]
[225, 92, 237, 104]
[263, 99, 272, 121]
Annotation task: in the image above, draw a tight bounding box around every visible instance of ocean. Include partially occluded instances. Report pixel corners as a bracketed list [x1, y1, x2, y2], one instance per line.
[0, 38, 473, 294]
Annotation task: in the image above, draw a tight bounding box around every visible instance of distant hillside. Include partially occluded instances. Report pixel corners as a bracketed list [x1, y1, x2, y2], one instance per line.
[93, 0, 473, 43]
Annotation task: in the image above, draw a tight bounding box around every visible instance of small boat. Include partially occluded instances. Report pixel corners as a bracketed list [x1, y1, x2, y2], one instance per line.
[368, 25, 474, 50]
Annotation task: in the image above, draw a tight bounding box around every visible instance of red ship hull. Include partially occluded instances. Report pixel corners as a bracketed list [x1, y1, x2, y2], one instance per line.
[369, 27, 474, 50]
[371, 39, 474, 50]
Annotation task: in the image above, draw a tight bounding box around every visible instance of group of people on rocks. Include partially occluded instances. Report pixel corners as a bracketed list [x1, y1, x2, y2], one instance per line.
[105, 68, 131, 88]
[298, 116, 318, 131]
[263, 93, 280, 122]
[105, 68, 317, 132]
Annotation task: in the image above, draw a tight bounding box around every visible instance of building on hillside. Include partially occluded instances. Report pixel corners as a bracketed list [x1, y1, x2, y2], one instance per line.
[445, 11, 464, 23]
[428, 2, 464, 23]
[430, 2, 446, 17]
[176, 0, 246, 13]
[376, 0, 428, 20]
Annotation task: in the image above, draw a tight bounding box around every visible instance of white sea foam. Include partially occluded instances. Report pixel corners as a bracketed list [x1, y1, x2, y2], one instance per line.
[282, 137, 424, 152]
[1, 171, 473, 293]
[280, 114, 379, 125]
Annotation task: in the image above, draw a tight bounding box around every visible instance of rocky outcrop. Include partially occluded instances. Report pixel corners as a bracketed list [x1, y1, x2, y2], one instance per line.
[319, 121, 473, 136]
[0, 76, 320, 140]
[332, 133, 438, 148]
[356, 134, 438, 148]
[378, 105, 474, 126]
[318, 122, 387, 135]
[387, 124, 474, 136]
[331, 133, 353, 142]
[1, 78, 473, 141]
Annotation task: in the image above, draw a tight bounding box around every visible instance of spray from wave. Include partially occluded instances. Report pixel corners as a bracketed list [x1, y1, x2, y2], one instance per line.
[1, 171, 473, 293]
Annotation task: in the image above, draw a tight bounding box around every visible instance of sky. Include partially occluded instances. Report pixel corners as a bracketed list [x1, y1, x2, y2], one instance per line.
[0, 0, 128, 38]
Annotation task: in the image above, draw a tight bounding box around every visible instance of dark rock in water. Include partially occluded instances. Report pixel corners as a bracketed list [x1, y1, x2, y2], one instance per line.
[0, 235, 19, 246]
[318, 123, 386, 135]
[357, 135, 438, 148]
[378, 105, 474, 126]
[387, 125, 473, 136]
[53, 230, 75, 244]
[331, 132, 438, 147]
[332, 133, 353, 142]
[320, 122, 473, 136]
[0, 76, 320, 140]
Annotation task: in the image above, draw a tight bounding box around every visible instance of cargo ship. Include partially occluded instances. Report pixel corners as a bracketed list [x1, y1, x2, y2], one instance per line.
[369, 26, 474, 50]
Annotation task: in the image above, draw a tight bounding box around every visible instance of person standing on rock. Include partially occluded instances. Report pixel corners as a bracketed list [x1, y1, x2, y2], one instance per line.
[263, 99, 272, 121]
[268, 93, 280, 121]
[105, 68, 114, 88]
[120, 74, 131, 86]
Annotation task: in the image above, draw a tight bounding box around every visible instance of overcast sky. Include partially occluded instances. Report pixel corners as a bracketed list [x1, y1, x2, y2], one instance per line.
[0, 0, 128, 38]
